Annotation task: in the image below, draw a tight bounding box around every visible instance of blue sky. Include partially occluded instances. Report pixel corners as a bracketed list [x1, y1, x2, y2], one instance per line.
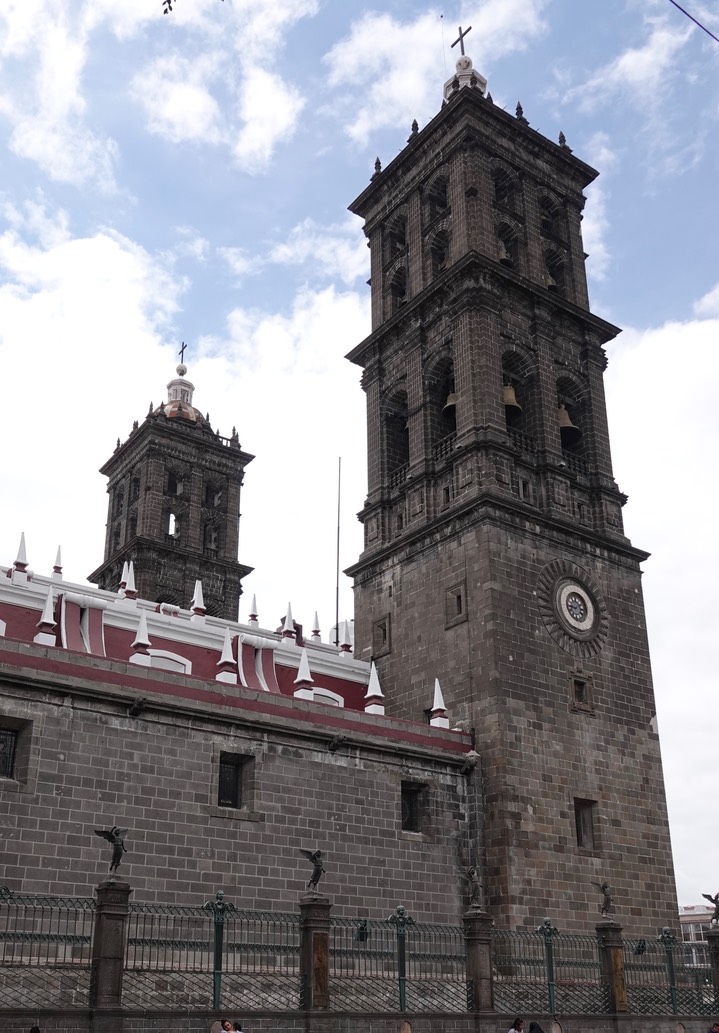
[1, 0, 718, 908]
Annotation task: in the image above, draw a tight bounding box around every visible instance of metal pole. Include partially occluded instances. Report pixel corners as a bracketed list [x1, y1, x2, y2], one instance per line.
[390, 905, 414, 1012]
[660, 927, 679, 1015]
[203, 890, 234, 1012]
[334, 457, 341, 647]
[538, 918, 558, 1015]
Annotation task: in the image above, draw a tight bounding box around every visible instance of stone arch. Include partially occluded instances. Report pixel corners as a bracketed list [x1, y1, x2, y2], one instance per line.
[492, 165, 518, 210]
[539, 193, 565, 240]
[424, 346, 456, 448]
[385, 211, 407, 263]
[544, 247, 566, 296]
[387, 264, 407, 316]
[383, 385, 409, 477]
[502, 347, 537, 437]
[429, 228, 449, 279]
[556, 373, 587, 454]
[425, 171, 449, 223]
[496, 221, 519, 270]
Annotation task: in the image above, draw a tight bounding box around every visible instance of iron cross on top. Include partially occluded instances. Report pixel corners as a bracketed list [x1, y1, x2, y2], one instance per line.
[452, 25, 472, 56]
[178, 341, 187, 362]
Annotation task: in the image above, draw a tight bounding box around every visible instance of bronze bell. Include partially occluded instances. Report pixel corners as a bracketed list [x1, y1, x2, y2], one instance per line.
[498, 239, 513, 267]
[558, 404, 581, 446]
[503, 383, 522, 418]
[442, 390, 457, 414]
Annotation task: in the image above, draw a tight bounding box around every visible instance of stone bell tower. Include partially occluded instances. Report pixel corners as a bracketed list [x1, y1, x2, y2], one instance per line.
[346, 38, 678, 933]
[89, 360, 253, 620]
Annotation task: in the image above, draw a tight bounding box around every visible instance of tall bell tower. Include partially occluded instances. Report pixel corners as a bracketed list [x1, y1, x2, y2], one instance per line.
[347, 40, 678, 932]
[89, 360, 253, 620]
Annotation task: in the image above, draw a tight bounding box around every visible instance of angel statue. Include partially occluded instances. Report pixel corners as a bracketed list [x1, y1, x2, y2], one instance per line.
[301, 849, 326, 890]
[95, 826, 129, 872]
[702, 892, 719, 924]
[592, 880, 613, 916]
[458, 865, 482, 908]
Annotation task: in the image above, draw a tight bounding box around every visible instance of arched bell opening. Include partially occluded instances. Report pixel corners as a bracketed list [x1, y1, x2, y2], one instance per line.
[501, 351, 535, 439]
[385, 214, 407, 262]
[426, 174, 449, 223]
[388, 266, 407, 316]
[384, 389, 410, 478]
[556, 377, 586, 455]
[544, 248, 566, 297]
[497, 223, 519, 271]
[426, 354, 457, 452]
[430, 229, 449, 279]
[493, 167, 517, 211]
[539, 195, 564, 241]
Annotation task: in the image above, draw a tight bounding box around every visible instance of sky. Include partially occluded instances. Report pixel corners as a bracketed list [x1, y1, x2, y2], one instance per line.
[0, 0, 718, 909]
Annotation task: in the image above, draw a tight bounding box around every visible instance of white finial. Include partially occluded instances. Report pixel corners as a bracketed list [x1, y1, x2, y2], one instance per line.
[131, 610, 151, 651]
[15, 533, 28, 571]
[119, 561, 129, 589]
[430, 677, 450, 728]
[282, 603, 296, 642]
[311, 610, 321, 642]
[125, 561, 137, 597]
[53, 546, 62, 573]
[364, 661, 385, 715]
[338, 619, 352, 656]
[216, 627, 238, 685]
[191, 579, 205, 613]
[248, 593, 259, 628]
[294, 647, 314, 686]
[33, 585, 57, 646]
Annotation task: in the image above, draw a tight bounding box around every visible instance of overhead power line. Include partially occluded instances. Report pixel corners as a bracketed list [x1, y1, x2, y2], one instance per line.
[666, 0, 719, 45]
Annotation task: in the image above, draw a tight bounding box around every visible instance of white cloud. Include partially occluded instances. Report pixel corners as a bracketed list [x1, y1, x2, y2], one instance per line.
[268, 217, 368, 286]
[580, 133, 616, 283]
[324, 1, 548, 143]
[130, 53, 224, 145]
[232, 66, 305, 172]
[605, 312, 719, 903]
[694, 280, 719, 317]
[218, 246, 253, 280]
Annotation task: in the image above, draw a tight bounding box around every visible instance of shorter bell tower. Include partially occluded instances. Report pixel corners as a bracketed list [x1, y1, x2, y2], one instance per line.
[89, 360, 253, 620]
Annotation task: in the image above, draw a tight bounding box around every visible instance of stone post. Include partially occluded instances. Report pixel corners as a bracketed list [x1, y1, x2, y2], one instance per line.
[464, 907, 495, 1012]
[299, 892, 332, 1011]
[596, 920, 627, 1013]
[706, 926, 719, 1008]
[90, 878, 132, 1009]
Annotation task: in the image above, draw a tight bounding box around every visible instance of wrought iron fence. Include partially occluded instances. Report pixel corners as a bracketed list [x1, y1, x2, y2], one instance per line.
[624, 932, 716, 1015]
[492, 925, 610, 1014]
[329, 908, 467, 1013]
[122, 894, 300, 1012]
[0, 887, 95, 1009]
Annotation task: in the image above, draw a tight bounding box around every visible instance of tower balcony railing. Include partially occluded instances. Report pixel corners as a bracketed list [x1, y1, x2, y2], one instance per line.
[388, 464, 408, 492]
[562, 451, 589, 478]
[432, 432, 456, 464]
[507, 428, 536, 456]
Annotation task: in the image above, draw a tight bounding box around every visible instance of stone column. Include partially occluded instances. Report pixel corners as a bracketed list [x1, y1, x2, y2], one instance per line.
[596, 920, 627, 1013]
[90, 878, 132, 1009]
[706, 926, 719, 1007]
[299, 892, 332, 1011]
[464, 906, 495, 1012]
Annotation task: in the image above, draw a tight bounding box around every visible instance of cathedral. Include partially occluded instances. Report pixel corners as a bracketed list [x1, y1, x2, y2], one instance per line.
[0, 34, 677, 950]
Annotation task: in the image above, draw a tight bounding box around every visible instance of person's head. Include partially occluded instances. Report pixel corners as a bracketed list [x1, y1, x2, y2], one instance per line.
[233, 1024, 243, 1032]
[30, 1027, 41, 1033]
[512, 1020, 524, 1032]
[528, 1023, 545, 1033]
[221, 1020, 233, 1031]
[710, 1023, 719, 1033]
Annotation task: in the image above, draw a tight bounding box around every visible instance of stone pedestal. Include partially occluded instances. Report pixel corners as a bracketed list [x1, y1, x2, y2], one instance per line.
[596, 919, 627, 1013]
[463, 906, 495, 1012]
[90, 878, 132, 1009]
[299, 892, 331, 1011]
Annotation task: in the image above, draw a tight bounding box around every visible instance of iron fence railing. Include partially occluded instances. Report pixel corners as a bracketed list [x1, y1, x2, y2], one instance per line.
[0, 888, 95, 1009]
[329, 910, 466, 1013]
[623, 933, 716, 1015]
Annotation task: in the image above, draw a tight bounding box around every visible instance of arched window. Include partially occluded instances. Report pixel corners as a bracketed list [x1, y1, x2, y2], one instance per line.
[431, 231, 449, 278]
[385, 391, 409, 476]
[426, 354, 457, 453]
[497, 224, 518, 270]
[539, 196, 563, 239]
[166, 470, 183, 496]
[427, 175, 448, 222]
[113, 488, 124, 518]
[204, 524, 219, 553]
[389, 267, 407, 314]
[544, 250, 566, 296]
[493, 168, 516, 209]
[557, 377, 585, 454]
[502, 350, 536, 440]
[387, 215, 407, 260]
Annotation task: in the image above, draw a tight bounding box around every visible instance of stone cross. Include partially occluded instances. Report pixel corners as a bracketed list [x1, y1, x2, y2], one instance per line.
[451, 25, 472, 56]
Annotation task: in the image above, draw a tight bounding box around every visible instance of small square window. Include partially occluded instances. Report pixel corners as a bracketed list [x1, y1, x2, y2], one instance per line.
[217, 753, 252, 810]
[569, 668, 594, 713]
[372, 616, 391, 658]
[574, 798, 598, 852]
[401, 781, 428, 833]
[0, 729, 17, 778]
[445, 582, 467, 629]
